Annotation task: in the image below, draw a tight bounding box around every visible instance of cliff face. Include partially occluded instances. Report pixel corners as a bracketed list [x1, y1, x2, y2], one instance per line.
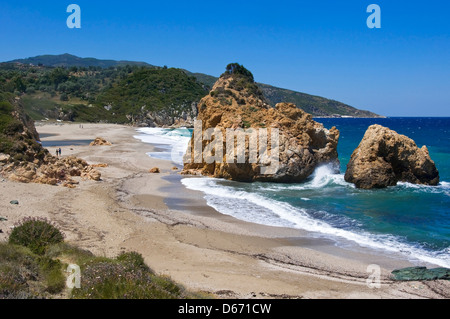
[11, 97, 40, 141]
[181, 64, 340, 182]
[0, 97, 100, 186]
[131, 102, 199, 128]
[0, 96, 47, 163]
[345, 125, 439, 189]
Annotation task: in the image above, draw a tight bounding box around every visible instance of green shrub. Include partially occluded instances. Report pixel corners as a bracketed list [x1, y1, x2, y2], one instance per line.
[0, 264, 29, 298]
[224, 63, 254, 82]
[3, 120, 23, 136]
[26, 86, 36, 94]
[0, 100, 13, 113]
[0, 101, 17, 133]
[38, 256, 65, 294]
[71, 251, 190, 299]
[71, 260, 170, 299]
[0, 243, 67, 298]
[0, 138, 13, 154]
[60, 93, 69, 101]
[9, 218, 65, 255]
[45, 242, 94, 263]
[12, 153, 25, 162]
[116, 251, 153, 273]
[0, 243, 40, 299]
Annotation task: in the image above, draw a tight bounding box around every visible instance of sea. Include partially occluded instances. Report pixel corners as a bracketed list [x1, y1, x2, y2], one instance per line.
[134, 118, 450, 268]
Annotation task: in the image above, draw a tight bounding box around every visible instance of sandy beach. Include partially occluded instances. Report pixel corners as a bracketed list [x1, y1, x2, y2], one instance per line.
[0, 122, 448, 299]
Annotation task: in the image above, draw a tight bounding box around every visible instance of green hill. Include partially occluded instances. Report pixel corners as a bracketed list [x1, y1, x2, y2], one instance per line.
[95, 67, 208, 124]
[257, 83, 381, 117]
[182, 70, 217, 88]
[11, 54, 383, 117]
[184, 71, 382, 118]
[0, 62, 209, 125]
[1, 54, 383, 121]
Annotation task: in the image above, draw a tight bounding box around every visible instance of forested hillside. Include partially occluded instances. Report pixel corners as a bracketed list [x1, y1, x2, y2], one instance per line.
[0, 55, 383, 125]
[0, 63, 207, 125]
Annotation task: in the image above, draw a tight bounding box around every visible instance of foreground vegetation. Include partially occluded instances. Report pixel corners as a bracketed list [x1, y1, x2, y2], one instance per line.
[0, 218, 205, 299]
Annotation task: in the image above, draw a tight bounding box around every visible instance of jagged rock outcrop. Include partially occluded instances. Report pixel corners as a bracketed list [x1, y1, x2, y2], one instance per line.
[89, 137, 112, 146]
[181, 64, 340, 182]
[0, 97, 101, 187]
[344, 125, 439, 189]
[3, 155, 102, 185]
[11, 97, 40, 141]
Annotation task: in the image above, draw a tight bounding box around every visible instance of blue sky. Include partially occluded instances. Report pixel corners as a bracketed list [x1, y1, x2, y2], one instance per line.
[0, 0, 449, 116]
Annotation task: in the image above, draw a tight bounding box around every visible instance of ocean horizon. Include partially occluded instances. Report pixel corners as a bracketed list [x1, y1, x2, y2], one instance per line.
[135, 117, 450, 268]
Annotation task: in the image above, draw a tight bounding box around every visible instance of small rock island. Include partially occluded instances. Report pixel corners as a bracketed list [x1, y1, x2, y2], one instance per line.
[345, 124, 439, 189]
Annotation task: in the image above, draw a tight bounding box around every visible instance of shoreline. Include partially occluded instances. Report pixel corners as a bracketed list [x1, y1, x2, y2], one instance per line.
[160, 173, 432, 271]
[1, 122, 449, 299]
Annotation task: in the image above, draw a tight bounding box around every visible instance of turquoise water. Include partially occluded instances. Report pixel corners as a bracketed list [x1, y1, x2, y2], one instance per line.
[136, 118, 450, 267]
[315, 117, 450, 251]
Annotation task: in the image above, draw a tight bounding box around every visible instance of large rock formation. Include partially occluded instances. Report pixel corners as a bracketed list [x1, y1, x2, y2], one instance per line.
[181, 64, 340, 182]
[345, 125, 439, 189]
[0, 96, 101, 187]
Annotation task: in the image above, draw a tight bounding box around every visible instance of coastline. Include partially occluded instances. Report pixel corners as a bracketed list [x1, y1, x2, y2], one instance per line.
[1, 122, 448, 299]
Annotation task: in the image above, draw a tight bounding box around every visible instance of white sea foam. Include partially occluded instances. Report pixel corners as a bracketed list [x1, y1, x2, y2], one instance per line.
[181, 176, 450, 268]
[280, 165, 353, 191]
[397, 180, 450, 196]
[134, 127, 191, 165]
[136, 127, 450, 267]
[255, 166, 352, 192]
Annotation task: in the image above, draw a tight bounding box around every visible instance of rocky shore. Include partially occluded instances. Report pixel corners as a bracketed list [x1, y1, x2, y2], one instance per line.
[0, 97, 101, 187]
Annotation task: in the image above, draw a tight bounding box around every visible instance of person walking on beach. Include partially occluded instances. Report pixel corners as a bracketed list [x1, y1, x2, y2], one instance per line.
[56, 149, 59, 157]
[59, 148, 62, 157]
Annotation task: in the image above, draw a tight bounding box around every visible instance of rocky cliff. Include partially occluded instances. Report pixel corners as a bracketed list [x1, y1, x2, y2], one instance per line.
[0, 96, 100, 186]
[344, 125, 439, 189]
[181, 64, 340, 182]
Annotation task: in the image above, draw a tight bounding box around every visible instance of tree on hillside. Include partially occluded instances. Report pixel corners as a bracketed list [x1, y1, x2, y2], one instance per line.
[225, 63, 254, 82]
[49, 68, 69, 89]
[13, 76, 26, 93]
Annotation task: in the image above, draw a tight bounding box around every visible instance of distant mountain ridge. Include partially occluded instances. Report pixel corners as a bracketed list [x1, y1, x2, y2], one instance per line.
[7, 54, 383, 118]
[9, 53, 154, 69]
